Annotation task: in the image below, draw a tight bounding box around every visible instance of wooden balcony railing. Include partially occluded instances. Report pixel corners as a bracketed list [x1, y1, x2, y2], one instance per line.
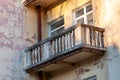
[24, 23, 106, 72]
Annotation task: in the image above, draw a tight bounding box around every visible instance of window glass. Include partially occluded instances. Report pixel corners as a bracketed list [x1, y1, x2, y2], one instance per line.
[87, 13, 93, 24]
[86, 4, 92, 13]
[50, 19, 64, 31]
[51, 27, 64, 35]
[74, 3, 93, 25]
[83, 75, 97, 80]
[50, 18, 64, 36]
[77, 18, 84, 23]
[76, 9, 84, 18]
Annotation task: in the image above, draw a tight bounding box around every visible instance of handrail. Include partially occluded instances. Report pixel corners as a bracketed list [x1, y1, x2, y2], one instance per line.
[25, 23, 105, 52]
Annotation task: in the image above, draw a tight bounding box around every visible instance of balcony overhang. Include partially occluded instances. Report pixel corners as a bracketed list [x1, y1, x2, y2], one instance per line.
[23, 0, 67, 9]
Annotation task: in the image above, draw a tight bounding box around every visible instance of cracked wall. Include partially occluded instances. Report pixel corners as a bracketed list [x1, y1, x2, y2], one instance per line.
[0, 0, 38, 80]
[96, 0, 120, 80]
[0, 0, 24, 80]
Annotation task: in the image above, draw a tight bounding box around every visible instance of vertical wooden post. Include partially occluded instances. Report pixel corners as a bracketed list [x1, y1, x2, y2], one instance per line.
[36, 5, 42, 41]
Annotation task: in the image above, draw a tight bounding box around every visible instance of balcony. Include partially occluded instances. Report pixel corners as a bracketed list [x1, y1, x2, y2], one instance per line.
[24, 23, 106, 73]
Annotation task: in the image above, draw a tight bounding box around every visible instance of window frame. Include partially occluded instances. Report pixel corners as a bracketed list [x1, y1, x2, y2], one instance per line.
[83, 75, 97, 80]
[73, 3, 93, 25]
[49, 17, 64, 36]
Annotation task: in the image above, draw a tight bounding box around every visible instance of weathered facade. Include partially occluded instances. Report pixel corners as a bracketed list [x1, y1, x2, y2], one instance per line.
[0, 0, 120, 80]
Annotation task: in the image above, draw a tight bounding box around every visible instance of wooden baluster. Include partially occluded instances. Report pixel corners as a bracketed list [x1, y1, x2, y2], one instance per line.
[101, 32, 104, 48]
[65, 34, 68, 50]
[67, 33, 70, 49]
[99, 31, 102, 47]
[97, 31, 100, 47]
[73, 29, 75, 46]
[56, 39, 58, 54]
[31, 49, 35, 64]
[37, 47, 41, 62]
[69, 31, 72, 48]
[54, 39, 56, 54]
[92, 28, 94, 46]
[61, 35, 65, 51]
[81, 26, 86, 45]
[41, 45, 43, 60]
[65, 34, 67, 50]
[89, 27, 92, 46]
[86, 27, 90, 45]
[67, 33, 69, 49]
[94, 29, 96, 46]
[52, 40, 54, 55]
[59, 36, 62, 52]
[47, 42, 50, 57]
[63, 35, 66, 51]
[34, 48, 36, 63]
[57, 38, 59, 53]
[35, 48, 38, 63]
[29, 50, 32, 65]
[50, 40, 53, 56]
[71, 30, 73, 47]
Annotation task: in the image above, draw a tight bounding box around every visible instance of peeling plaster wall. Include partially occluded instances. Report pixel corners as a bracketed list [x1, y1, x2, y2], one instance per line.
[96, 0, 120, 80]
[92, 0, 120, 80]
[0, 0, 24, 80]
[0, 0, 38, 80]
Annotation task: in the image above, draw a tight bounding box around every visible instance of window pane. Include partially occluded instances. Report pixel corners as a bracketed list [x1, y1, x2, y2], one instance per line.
[77, 18, 84, 23]
[51, 19, 64, 31]
[51, 27, 64, 36]
[87, 13, 93, 24]
[86, 4, 92, 13]
[76, 8, 84, 18]
[83, 75, 96, 80]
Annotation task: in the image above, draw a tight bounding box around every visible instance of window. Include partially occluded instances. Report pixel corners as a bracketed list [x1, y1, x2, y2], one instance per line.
[74, 3, 93, 25]
[49, 17, 64, 36]
[83, 75, 97, 80]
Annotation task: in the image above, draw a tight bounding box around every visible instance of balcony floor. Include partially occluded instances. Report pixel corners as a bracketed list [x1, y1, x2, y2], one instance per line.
[24, 44, 106, 73]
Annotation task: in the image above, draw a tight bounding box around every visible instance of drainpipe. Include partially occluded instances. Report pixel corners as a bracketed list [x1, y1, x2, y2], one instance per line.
[36, 5, 43, 80]
[36, 5, 42, 41]
[38, 71, 43, 80]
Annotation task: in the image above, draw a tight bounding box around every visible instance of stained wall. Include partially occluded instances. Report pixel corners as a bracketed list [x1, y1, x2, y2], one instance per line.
[0, 0, 38, 80]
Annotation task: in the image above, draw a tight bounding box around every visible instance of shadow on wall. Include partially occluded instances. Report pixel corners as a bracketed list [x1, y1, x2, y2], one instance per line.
[107, 42, 120, 61]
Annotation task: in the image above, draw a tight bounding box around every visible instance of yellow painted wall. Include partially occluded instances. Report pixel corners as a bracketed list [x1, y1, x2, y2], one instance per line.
[47, 55, 107, 80]
[47, 0, 90, 29]
[24, 7, 38, 44]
